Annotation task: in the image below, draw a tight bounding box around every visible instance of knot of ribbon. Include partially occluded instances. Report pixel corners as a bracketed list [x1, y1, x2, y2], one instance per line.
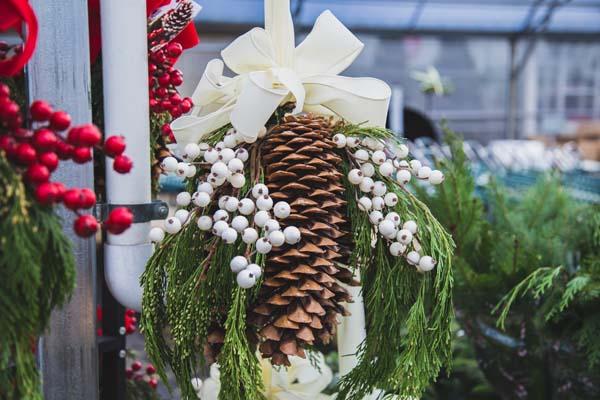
[171, 0, 391, 149]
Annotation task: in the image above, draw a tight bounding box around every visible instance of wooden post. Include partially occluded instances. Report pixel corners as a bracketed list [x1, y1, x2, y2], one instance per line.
[27, 1, 99, 399]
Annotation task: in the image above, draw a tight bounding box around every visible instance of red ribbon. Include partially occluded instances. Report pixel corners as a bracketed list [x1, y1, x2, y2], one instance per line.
[88, 0, 200, 63]
[0, 0, 38, 76]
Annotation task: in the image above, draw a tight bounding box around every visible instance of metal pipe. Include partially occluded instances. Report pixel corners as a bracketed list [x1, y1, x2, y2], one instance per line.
[27, 0, 99, 398]
[101, 0, 152, 311]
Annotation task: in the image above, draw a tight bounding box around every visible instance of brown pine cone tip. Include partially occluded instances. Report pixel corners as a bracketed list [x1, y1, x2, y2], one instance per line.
[249, 114, 358, 367]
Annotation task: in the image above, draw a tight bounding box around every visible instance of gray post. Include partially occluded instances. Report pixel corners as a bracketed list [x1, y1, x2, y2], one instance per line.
[27, 1, 99, 399]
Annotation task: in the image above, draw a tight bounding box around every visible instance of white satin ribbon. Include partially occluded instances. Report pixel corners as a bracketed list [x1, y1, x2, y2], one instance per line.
[172, 0, 391, 149]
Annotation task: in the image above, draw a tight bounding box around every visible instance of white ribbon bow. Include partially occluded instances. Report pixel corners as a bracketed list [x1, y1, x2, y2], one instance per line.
[171, 0, 391, 148]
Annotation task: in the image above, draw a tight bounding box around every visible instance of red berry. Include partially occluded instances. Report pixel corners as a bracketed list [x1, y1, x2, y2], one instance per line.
[146, 364, 157, 375]
[161, 123, 172, 137]
[26, 164, 50, 184]
[160, 100, 172, 110]
[49, 111, 71, 131]
[113, 155, 133, 173]
[79, 188, 97, 209]
[67, 126, 82, 145]
[180, 99, 192, 113]
[150, 51, 166, 64]
[149, 99, 161, 112]
[170, 106, 182, 118]
[38, 151, 59, 172]
[62, 188, 82, 210]
[131, 361, 142, 371]
[33, 129, 58, 151]
[148, 63, 158, 74]
[149, 378, 158, 389]
[77, 124, 102, 147]
[0, 84, 10, 99]
[1, 101, 20, 121]
[72, 147, 92, 163]
[52, 182, 66, 201]
[155, 87, 168, 98]
[158, 74, 171, 87]
[35, 182, 58, 205]
[183, 97, 194, 107]
[167, 42, 183, 57]
[105, 207, 133, 234]
[30, 100, 53, 121]
[125, 309, 136, 317]
[125, 368, 134, 379]
[13, 128, 33, 142]
[170, 74, 183, 87]
[0, 135, 16, 155]
[74, 215, 99, 238]
[169, 93, 182, 105]
[15, 143, 37, 165]
[55, 141, 74, 160]
[133, 374, 144, 382]
[104, 135, 126, 157]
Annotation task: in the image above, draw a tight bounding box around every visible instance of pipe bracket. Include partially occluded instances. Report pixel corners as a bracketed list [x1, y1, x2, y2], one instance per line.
[95, 200, 169, 223]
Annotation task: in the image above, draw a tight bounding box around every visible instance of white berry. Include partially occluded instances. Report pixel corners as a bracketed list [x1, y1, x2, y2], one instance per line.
[235, 148, 249, 162]
[148, 227, 165, 242]
[218, 196, 229, 210]
[256, 195, 273, 211]
[372, 181, 387, 197]
[372, 150, 387, 165]
[254, 210, 271, 228]
[418, 256, 437, 272]
[359, 177, 375, 193]
[389, 242, 407, 257]
[378, 219, 397, 239]
[230, 256, 248, 273]
[397, 229, 413, 245]
[403, 220, 418, 234]
[396, 169, 411, 185]
[227, 158, 244, 173]
[197, 182, 213, 194]
[347, 169, 364, 185]
[354, 149, 369, 163]
[429, 170, 444, 185]
[255, 237, 272, 254]
[185, 164, 197, 178]
[211, 161, 228, 177]
[246, 264, 262, 279]
[214, 141, 225, 151]
[332, 133, 347, 148]
[221, 227, 237, 244]
[197, 216, 213, 231]
[164, 217, 182, 234]
[360, 163, 375, 178]
[409, 159, 422, 173]
[208, 174, 226, 187]
[372, 196, 385, 211]
[283, 226, 301, 244]
[273, 201, 291, 219]
[417, 166, 432, 179]
[238, 198, 255, 215]
[369, 211, 384, 225]
[229, 173, 246, 188]
[198, 143, 210, 155]
[193, 191, 211, 207]
[212, 221, 228, 236]
[358, 196, 372, 211]
[176, 192, 192, 206]
[219, 148, 235, 163]
[225, 196, 239, 212]
[183, 143, 201, 160]
[263, 219, 280, 233]
[223, 134, 238, 149]
[213, 209, 229, 222]
[175, 209, 190, 224]
[161, 156, 178, 172]
[231, 216, 249, 232]
[176, 162, 189, 177]
[268, 230, 285, 247]
[394, 144, 409, 159]
[236, 269, 257, 289]
[242, 227, 259, 244]
[379, 162, 394, 177]
[252, 184, 269, 198]
[384, 192, 398, 207]
[406, 251, 421, 265]
[204, 148, 219, 164]
[346, 136, 360, 148]
[385, 212, 401, 226]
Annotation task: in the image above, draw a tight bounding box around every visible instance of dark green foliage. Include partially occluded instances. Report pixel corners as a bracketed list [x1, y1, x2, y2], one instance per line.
[0, 153, 76, 399]
[419, 130, 600, 399]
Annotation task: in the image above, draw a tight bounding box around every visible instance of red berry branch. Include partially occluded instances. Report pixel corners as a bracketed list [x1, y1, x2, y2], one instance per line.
[0, 82, 134, 238]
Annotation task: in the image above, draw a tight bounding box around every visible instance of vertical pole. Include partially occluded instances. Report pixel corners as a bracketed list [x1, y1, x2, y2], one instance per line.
[26, 1, 99, 399]
[522, 47, 538, 139]
[389, 86, 404, 134]
[506, 37, 519, 140]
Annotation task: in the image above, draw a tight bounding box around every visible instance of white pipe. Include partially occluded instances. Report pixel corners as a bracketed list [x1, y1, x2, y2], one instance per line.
[101, 0, 152, 311]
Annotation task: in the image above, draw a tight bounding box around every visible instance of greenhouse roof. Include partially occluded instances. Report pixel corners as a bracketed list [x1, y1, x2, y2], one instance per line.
[196, 0, 600, 36]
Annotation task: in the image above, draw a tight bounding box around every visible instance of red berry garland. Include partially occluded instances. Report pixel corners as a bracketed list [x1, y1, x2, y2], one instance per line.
[0, 82, 135, 237]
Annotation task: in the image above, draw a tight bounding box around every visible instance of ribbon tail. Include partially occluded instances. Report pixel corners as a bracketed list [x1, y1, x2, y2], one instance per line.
[304, 75, 392, 127]
[265, 0, 295, 68]
[171, 102, 235, 151]
[230, 71, 288, 141]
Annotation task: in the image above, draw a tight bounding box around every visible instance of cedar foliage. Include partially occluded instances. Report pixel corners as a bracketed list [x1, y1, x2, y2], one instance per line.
[419, 130, 600, 399]
[0, 153, 76, 399]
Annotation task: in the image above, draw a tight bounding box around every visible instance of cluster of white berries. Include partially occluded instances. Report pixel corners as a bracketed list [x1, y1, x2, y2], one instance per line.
[150, 129, 301, 289]
[336, 133, 439, 273]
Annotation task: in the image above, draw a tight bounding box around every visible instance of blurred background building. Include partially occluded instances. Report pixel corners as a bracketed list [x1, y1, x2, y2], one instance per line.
[177, 0, 600, 147]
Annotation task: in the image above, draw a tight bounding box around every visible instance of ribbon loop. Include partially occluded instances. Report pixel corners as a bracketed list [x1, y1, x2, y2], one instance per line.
[172, 0, 391, 148]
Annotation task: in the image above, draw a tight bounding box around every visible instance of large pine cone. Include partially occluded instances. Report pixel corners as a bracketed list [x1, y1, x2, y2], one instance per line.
[250, 114, 357, 366]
